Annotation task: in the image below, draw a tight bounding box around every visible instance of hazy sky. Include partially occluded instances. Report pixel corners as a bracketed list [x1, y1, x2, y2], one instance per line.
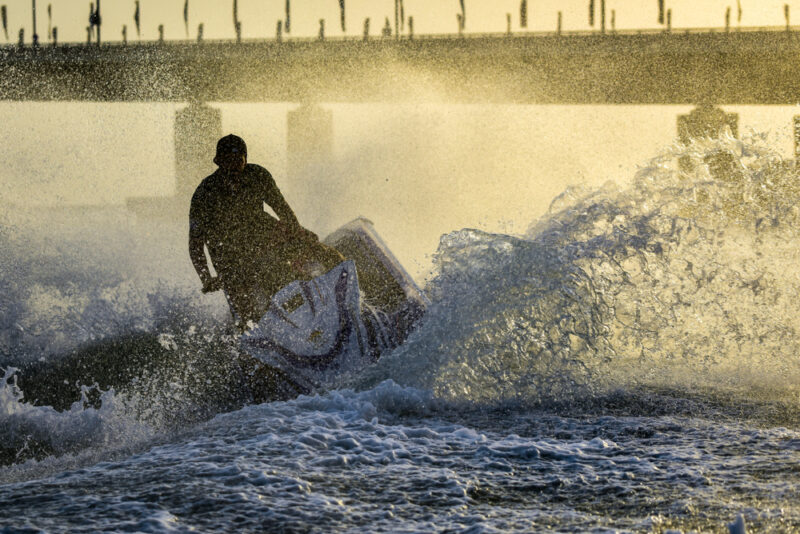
[2, 0, 800, 44]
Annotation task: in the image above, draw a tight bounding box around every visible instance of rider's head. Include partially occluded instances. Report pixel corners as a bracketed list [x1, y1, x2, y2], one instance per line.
[214, 134, 247, 173]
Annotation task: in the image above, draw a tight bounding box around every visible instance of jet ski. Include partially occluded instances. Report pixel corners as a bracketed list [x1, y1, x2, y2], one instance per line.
[10, 219, 426, 418]
[240, 218, 428, 392]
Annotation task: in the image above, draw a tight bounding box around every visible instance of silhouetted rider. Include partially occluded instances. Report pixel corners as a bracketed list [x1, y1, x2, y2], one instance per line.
[189, 134, 343, 327]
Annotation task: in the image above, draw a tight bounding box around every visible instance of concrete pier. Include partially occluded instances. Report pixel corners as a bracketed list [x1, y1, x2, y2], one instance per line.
[5, 31, 800, 105]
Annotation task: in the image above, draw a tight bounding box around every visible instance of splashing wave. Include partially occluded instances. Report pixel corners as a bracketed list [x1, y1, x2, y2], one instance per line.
[362, 133, 800, 406]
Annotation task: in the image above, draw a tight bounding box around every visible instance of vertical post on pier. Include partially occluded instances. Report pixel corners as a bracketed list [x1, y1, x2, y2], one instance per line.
[667, 9, 672, 32]
[600, 0, 605, 34]
[394, 0, 399, 40]
[134, 0, 140, 39]
[95, 0, 100, 45]
[31, 0, 38, 46]
[611, 10, 615, 33]
[408, 16, 413, 39]
[122, 24, 127, 45]
[233, 0, 239, 41]
[725, 7, 731, 33]
[737, 0, 742, 29]
[1, 6, 7, 42]
[506, 13, 511, 36]
[785, 4, 791, 32]
[276, 20, 282, 43]
[558, 11, 562, 35]
[363, 17, 369, 41]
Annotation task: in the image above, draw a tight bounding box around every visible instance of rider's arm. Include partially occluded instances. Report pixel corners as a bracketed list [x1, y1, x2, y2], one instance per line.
[258, 166, 319, 243]
[261, 168, 302, 228]
[189, 197, 215, 288]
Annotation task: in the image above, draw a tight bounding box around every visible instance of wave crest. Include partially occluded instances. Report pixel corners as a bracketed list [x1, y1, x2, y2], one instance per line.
[365, 134, 800, 405]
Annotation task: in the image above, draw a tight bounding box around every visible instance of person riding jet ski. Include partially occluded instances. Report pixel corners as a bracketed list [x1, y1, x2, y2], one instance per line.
[189, 134, 343, 328]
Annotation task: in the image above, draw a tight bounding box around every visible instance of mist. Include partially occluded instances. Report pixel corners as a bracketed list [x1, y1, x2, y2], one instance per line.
[1, 100, 797, 281]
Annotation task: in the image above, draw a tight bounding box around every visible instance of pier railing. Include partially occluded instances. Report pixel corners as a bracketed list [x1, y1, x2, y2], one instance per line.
[4, 23, 800, 51]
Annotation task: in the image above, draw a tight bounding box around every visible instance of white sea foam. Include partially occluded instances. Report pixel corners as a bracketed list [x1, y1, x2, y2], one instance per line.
[0, 367, 154, 475]
[4, 376, 794, 531]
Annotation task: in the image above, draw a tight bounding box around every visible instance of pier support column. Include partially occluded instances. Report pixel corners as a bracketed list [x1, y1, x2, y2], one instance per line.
[174, 102, 223, 201]
[127, 101, 222, 220]
[677, 103, 739, 173]
[287, 104, 333, 227]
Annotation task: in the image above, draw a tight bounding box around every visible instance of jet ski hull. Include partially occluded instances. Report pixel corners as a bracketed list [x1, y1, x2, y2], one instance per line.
[240, 218, 428, 391]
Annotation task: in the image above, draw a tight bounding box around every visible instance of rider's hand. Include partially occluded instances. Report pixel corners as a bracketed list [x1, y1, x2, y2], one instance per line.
[202, 277, 223, 294]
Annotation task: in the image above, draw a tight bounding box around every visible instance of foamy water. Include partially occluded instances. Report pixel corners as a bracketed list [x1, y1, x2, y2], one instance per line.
[2, 135, 800, 531]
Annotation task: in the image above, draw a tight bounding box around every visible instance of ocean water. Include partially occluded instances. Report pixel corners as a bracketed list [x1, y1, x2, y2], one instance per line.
[2, 134, 800, 532]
